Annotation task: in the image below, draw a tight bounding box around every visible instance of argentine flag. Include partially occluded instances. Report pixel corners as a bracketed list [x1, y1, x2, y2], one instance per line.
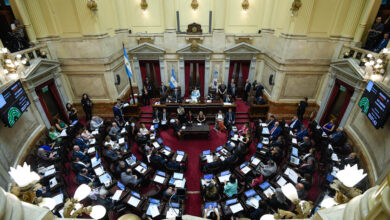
[123, 45, 132, 79]
[170, 68, 178, 88]
[212, 70, 218, 88]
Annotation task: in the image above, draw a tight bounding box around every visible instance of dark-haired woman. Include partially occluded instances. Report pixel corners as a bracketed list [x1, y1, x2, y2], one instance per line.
[81, 93, 93, 121]
[66, 103, 78, 123]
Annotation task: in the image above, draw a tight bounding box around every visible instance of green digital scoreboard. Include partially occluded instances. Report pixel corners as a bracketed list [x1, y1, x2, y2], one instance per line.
[0, 80, 30, 127]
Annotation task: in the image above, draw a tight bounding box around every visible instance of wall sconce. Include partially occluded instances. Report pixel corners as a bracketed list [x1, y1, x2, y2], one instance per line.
[191, 0, 199, 13]
[87, 0, 98, 11]
[141, 0, 148, 13]
[364, 49, 390, 76]
[290, 0, 302, 16]
[242, 0, 249, 14]
[0, 47, 26, 80]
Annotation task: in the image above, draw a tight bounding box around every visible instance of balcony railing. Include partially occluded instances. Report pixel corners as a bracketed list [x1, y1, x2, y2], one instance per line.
[338, 44, 379, 61]
[10, 44, 51, 61]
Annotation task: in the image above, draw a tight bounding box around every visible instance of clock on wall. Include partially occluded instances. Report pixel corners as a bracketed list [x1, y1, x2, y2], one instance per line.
[187, 23, 202, 34]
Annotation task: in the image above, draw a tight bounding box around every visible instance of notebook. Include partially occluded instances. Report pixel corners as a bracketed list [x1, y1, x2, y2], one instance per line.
[128, 196, 140, 207]
[154, 175, 165, 184]
[112, 190, 122, 201]
[230, 203, 243, 214]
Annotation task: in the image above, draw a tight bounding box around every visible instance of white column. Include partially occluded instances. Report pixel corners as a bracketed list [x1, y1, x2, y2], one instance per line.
[159, 56, 166, 84]
[54, 72, 68, 109]
[31, 91, 51, 128]
[179, 57, 185, 95]
[339, 87, 360, 127]
[316, 73, 336, 122]
[204, 56, 211, 97]
[248, 56, 257, 82]
[132, 57, 143, 93]
[224, 56, 230, 85]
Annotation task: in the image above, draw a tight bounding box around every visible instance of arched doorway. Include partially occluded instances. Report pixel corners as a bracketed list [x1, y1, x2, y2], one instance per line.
[184, 60, 205, 97]
[139, 60, 161, 98]
[228, 60, 251, 97]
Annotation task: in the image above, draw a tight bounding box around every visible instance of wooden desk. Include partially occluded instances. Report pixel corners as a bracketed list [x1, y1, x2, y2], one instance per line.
[151, 172, 170, 186]
[142, 200, 166, 219]
[248, 103, 269, 120]
[181, 124, 210, 139]
[152, 101, 236, 117]
[122, 103, 141, 119]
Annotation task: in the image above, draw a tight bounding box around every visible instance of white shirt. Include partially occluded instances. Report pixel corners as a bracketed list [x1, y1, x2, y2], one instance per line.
[140, 127, 149, 136]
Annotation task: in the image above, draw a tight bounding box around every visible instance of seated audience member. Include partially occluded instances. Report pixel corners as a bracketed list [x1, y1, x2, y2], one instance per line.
[203, 206, 220, 220]
[223, 175, 238, 197]
[254, 95, 266, 105]
[75, 133, 89, 150]
[191, 86, 200, 101]
[48, 126, 61, 142]
[159, 108, 169, 128]
[77, 168, 95, 185]
[90, 116, 104, 131]
[177, 105, 186, 124]
[228, 83, 237, 100]
[73, 145, 89, 163]
[37, 148, 56, 163]
[225, 108, 235, 129]
[171, 87, 182, 103]
[96, 188, 114, 210]
[72, 156, 91, 173]
[238, 123, 249, 136]
[301, 148, 316, 162]
[203, 179, 219, 201]
[297, 157, 315, 176]
[251, 172, 264, 187]
[256, 160, 277, 179]
[163, 186, 177, 200]
[223, 94, 233, 103]
[299, 173, 312, 190]
[105, 144, 122, 161]
[121, 168, 141, 186]
[289, 115, 302, 131]
[109, 122, 121, 140]
[114, 115, 125, 128]
[329, 127, 344, 144]
[322, 119, 336, 135]
[186, 110, 194, 124]
[267, 188, 289, 210]
[153, 108, 160, 124]
[150, 151, 167, 167]
[249, 200, 268, 220]
[295, 125, 309, 141]
[267, 115, 276, 128]
[115, 161, 128, 177]
[270, 147, 282, 165]
[340, 152, 358, 168]
[81, 128, 93, 141]
[173, 119, 182, 138]
[298, 136, 312, 153]
[215, 110, 226, 133]
[104, 136, 118, 149]
[54, 118, 67, 132]
[270, 121, 281, 140]
[374, 32, 390, 52]
[218, 82, 227, 100]
[296, 183, 307, 200]
[135, 132, 148, 146]
[139, 123, 150, 136]
[197, 111, 206, 124]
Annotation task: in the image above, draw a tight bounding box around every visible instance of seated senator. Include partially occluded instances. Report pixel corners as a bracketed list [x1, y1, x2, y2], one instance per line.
[173, 119, 182, 138]
[329, 127, 344, 144]
[224, 108, 235, 128]
[90, 116, 103, 131]
[48, 126, 61, 142]
[186, 110, 195, 124]
[197, 111, 206, 124]
[322, 119, 336, 134]
[73, 145, 89, 163]
[77, 168, 96, 186]
[105, 144, 122, 161]
[214, 110, 226, 133]
[270, 121, 281, 140]
[191, 86, 200, 101]
[223, 175, 238, 197]
[54, 118, 67, 132]
[289, 115, 302, 132]
[121, 168, 142, 186]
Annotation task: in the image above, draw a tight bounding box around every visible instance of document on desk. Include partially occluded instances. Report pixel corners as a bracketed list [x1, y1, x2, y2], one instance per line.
[166, 208, 179, 218]
[292, 138, 297, 145]
[230, 203, 243, 214]
[251, 158, 260, 166]
[99, 173, 112, 184]
[92, 130, 99, 135]
[241, 166, 251, 174]
[91, 158, 101, 167]
[248, 197, 259, 209]
[260, 123, 268, 127]
[128, 196, 140, 207]
[284, 168, 298, 183]
[263, 187, 275, 197]
[112, 190, 122, 201]
[53, 193, 64, 205]
[206, 155, 213, 163]
[218, 174, 230, 183]
[135, 165, 146, 174]
[331, 153, 339, 161]
[121, 128, 126, 134]
[322, 132, 328, 137]
[118, 138, 125, 145]
[328, 144, 333, 150]
[231, 134, 239, 141]
[153, 142, 160, 148]
[89, 139, 96, 145]
[163, 149, 171, 156]
[49, 177, 58, 188]
[176, 154, 183, 162]
[262, 138, 269, 145]
[148, 204, 160, 218]
[174, 179, 186, 188]
[277, 176, 287, 187]
[223, 102, 232, 105]
[154, 175, 165, 184]
[60, 129, 67, 137]
[289, 130, 293, 135]
[44, 168, 56, 177]
[94, 166, 104, 176]
[290, 156, 300, 165]
[88, 147, 96, 153]
[262, 127, 270, 135]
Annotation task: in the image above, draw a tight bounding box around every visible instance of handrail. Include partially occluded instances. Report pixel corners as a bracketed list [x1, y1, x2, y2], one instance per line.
[10, 44, 51, 61]
[339, 44, 379, 60]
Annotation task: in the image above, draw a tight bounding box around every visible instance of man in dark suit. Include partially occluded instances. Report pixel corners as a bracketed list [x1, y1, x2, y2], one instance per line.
[297, 157, 314, 176]
[105, 144, 122, 161]
[113, 100, 123, 120]
[289, 115, 302, 132]
[77, 168, 95, 185]
[75, 134, 89, 150]
[173, 119, 182, 138]
[298, 136, 312, 153]
[329, 127, 344, 144]
[159, 82, 168, 100]
[340, 152, 358, 168]
[135, 132, 148, 146]
[243, 79, 251, 103]
[218, 82, 227, 100]
[150, 151, 167, 167]
[255, 83, 264, 98]
[72, 156, 92, 173]
[297, 97, 308, 120]
[267, 115, 276, 128]
[255, 95, 266, 105]
[159, 108, 169, 129]
[228, 83, 238, 100]
[228, 79, 235, 93]
[225, 108, 236, 129]
[72, 145, 89, 163]
[171, 88, 181, 103]
[270, 121, 281, 140]
[153, 108, 160, 123]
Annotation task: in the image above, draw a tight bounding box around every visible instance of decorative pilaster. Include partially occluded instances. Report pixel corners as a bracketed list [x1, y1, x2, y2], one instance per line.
[353, 0, 380, 42]
[30, 91, 51, 128]
[179, 57, 185, 95]
[133, 57, 143, 93]
[213, 0, 226, 31]
[339, 88, 360, 127]
[224, 56, 230, 85]
[54, 72, 69, 109]
[114, 0, 128, 31]
[204, 56, 210, 97]
[163, 0, 176, 32]
[315, 73, 336, 122]
[23, 0, 49, 39]
[248, 56, 257, 82]
[159, 56, 166, 84]
[262, 0, 276, 31]
[341, 0, 366, 39]
[12, 0, 37, 43]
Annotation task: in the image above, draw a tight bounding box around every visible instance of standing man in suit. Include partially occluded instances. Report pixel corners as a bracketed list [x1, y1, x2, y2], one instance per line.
[228, 79, 235, 94]
[255, 83, 264, 98]
[225, 108, 236, 129]
[159, 82, 168, 103]
[243, 79, 251, 103]
[113, 99, 123, 120]
[171, 88, 181, 103]
[297, 97, 308, 120]
[159, 108, 169, 129]
[229, 83, 238, 100]
[218, 82, 227, 101]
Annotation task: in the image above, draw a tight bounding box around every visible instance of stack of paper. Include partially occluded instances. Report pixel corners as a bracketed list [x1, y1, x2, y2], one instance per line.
[166, 208, 179, 218]
[241, 166, 251, 174]
[94, 167, 104, 176]
[263, 187, 275, 197]
[206, 155, 213, 163]
[44, 168, 56, 177]
[118, 138, 125, 145]
[277, 176, 287, 187]
[176, 154, 183, 162]
[230, 203, 243, 214]
[89, 139, 96, 145]
[91, 130, 99, 135]
[121, 128, 126, 134]
[147, 204, 160, 218]
[87, 147, 96, 153]
[135, 165, 146, 174]
[112, 190, 122, 201]
[154, 175, 165, 184]
[218, 175, 230, 183]
[251, 158, 260, 166]
[248, 197, 259, 209]
[284, 168, 299, 183]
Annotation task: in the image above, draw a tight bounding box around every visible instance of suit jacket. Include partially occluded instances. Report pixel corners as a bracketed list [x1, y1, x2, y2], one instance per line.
[244, 82, 251, 93]
[73, 161, 89, 173]
[298, 164, 314, 175]
[186, 113, 195, 123]
[75, 138, 88, 149]
[255, 85, 264, 97]
[173, 121, 182, 132]
[267, 119, 276, 128]
[229, 87, 237, 98]
[121, 172, 140, 186]
[159, 111, 169, 122]
[160, 86, 168, 96]
[105, 149, 119, 161]
[73, 151, 89, 163]
[225, 111, 236, 123]
[218, 85, 227, 95]
[153, 111, 160, 120]
[113, 106, 122, 118]
[289, 119, 302, 131]
[136, 135, 147, 146]
[150, 155, 166, 166]
[77, 173, 93, 185]
[270, 126, 281, 138]
[172, 90, 181, 101]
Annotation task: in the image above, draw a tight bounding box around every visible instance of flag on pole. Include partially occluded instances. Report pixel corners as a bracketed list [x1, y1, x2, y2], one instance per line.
[212, 70, 218, 88]
[123, 45, 132, 79]
[170, 68, 178, 88]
